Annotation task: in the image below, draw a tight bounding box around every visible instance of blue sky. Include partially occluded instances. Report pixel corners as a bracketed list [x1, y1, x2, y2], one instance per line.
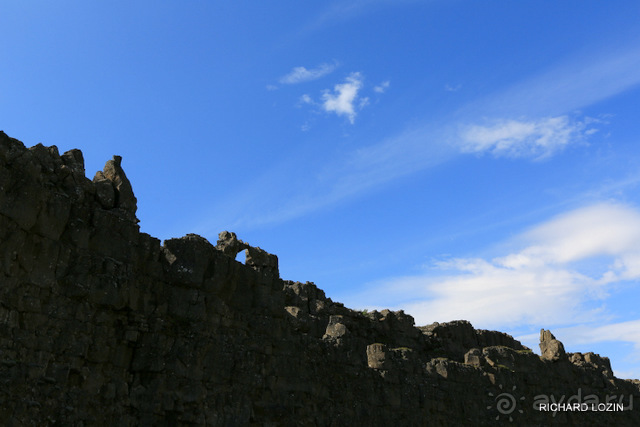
[3, 1, 640, 380]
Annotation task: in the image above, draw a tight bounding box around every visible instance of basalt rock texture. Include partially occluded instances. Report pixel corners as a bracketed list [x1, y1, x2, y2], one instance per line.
[0, 130, 639, 426]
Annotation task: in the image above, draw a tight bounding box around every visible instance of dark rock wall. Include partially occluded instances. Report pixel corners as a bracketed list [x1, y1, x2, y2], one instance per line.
[1, 131, 638, 426]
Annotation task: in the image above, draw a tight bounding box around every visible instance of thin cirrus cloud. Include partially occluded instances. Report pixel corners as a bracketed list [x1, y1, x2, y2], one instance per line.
[279, 62, 338, 84]
[458, 115, 595, 160]
[302, 0, 421, 35]
[475, 41, 640, 118]
[201, 122, 455, 230]
[359, 203, 640, 329]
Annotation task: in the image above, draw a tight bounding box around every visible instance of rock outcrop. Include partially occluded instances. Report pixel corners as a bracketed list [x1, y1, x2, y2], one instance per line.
[540, 329, 567, 362]
[0, 131, 638, 426]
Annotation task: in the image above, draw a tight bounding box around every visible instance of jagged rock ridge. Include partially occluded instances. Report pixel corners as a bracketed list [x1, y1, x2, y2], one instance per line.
[0, 131, 638, 426]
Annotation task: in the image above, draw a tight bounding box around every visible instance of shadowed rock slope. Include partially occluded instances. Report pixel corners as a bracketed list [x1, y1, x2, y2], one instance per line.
[0, 131, 638, 426]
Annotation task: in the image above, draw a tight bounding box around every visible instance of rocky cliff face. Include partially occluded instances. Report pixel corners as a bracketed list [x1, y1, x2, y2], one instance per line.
[0, 131, 638, 426]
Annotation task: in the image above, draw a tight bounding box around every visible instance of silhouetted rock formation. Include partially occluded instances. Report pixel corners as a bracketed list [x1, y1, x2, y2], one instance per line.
[0, 131, 638, 426]
[540, 329, 567, 362]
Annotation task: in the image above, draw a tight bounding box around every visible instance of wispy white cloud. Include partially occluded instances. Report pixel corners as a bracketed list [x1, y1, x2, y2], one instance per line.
[374, 80, 390, 93]
[445, 83, 461, 92]
[359, 203, 640, 329]
[299, 94, 314, 105]
[321, 72, 366, 123]
[459, 116, 594, 160]
[475, 43, 640, 118]
[304, 0, 422, 34]
[287, 124, 452, 221]
[512, 203, 640, 268]
[394, 259, 597, 326]
[198, 123, 455, 230]
[279, 62, 338, 84]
